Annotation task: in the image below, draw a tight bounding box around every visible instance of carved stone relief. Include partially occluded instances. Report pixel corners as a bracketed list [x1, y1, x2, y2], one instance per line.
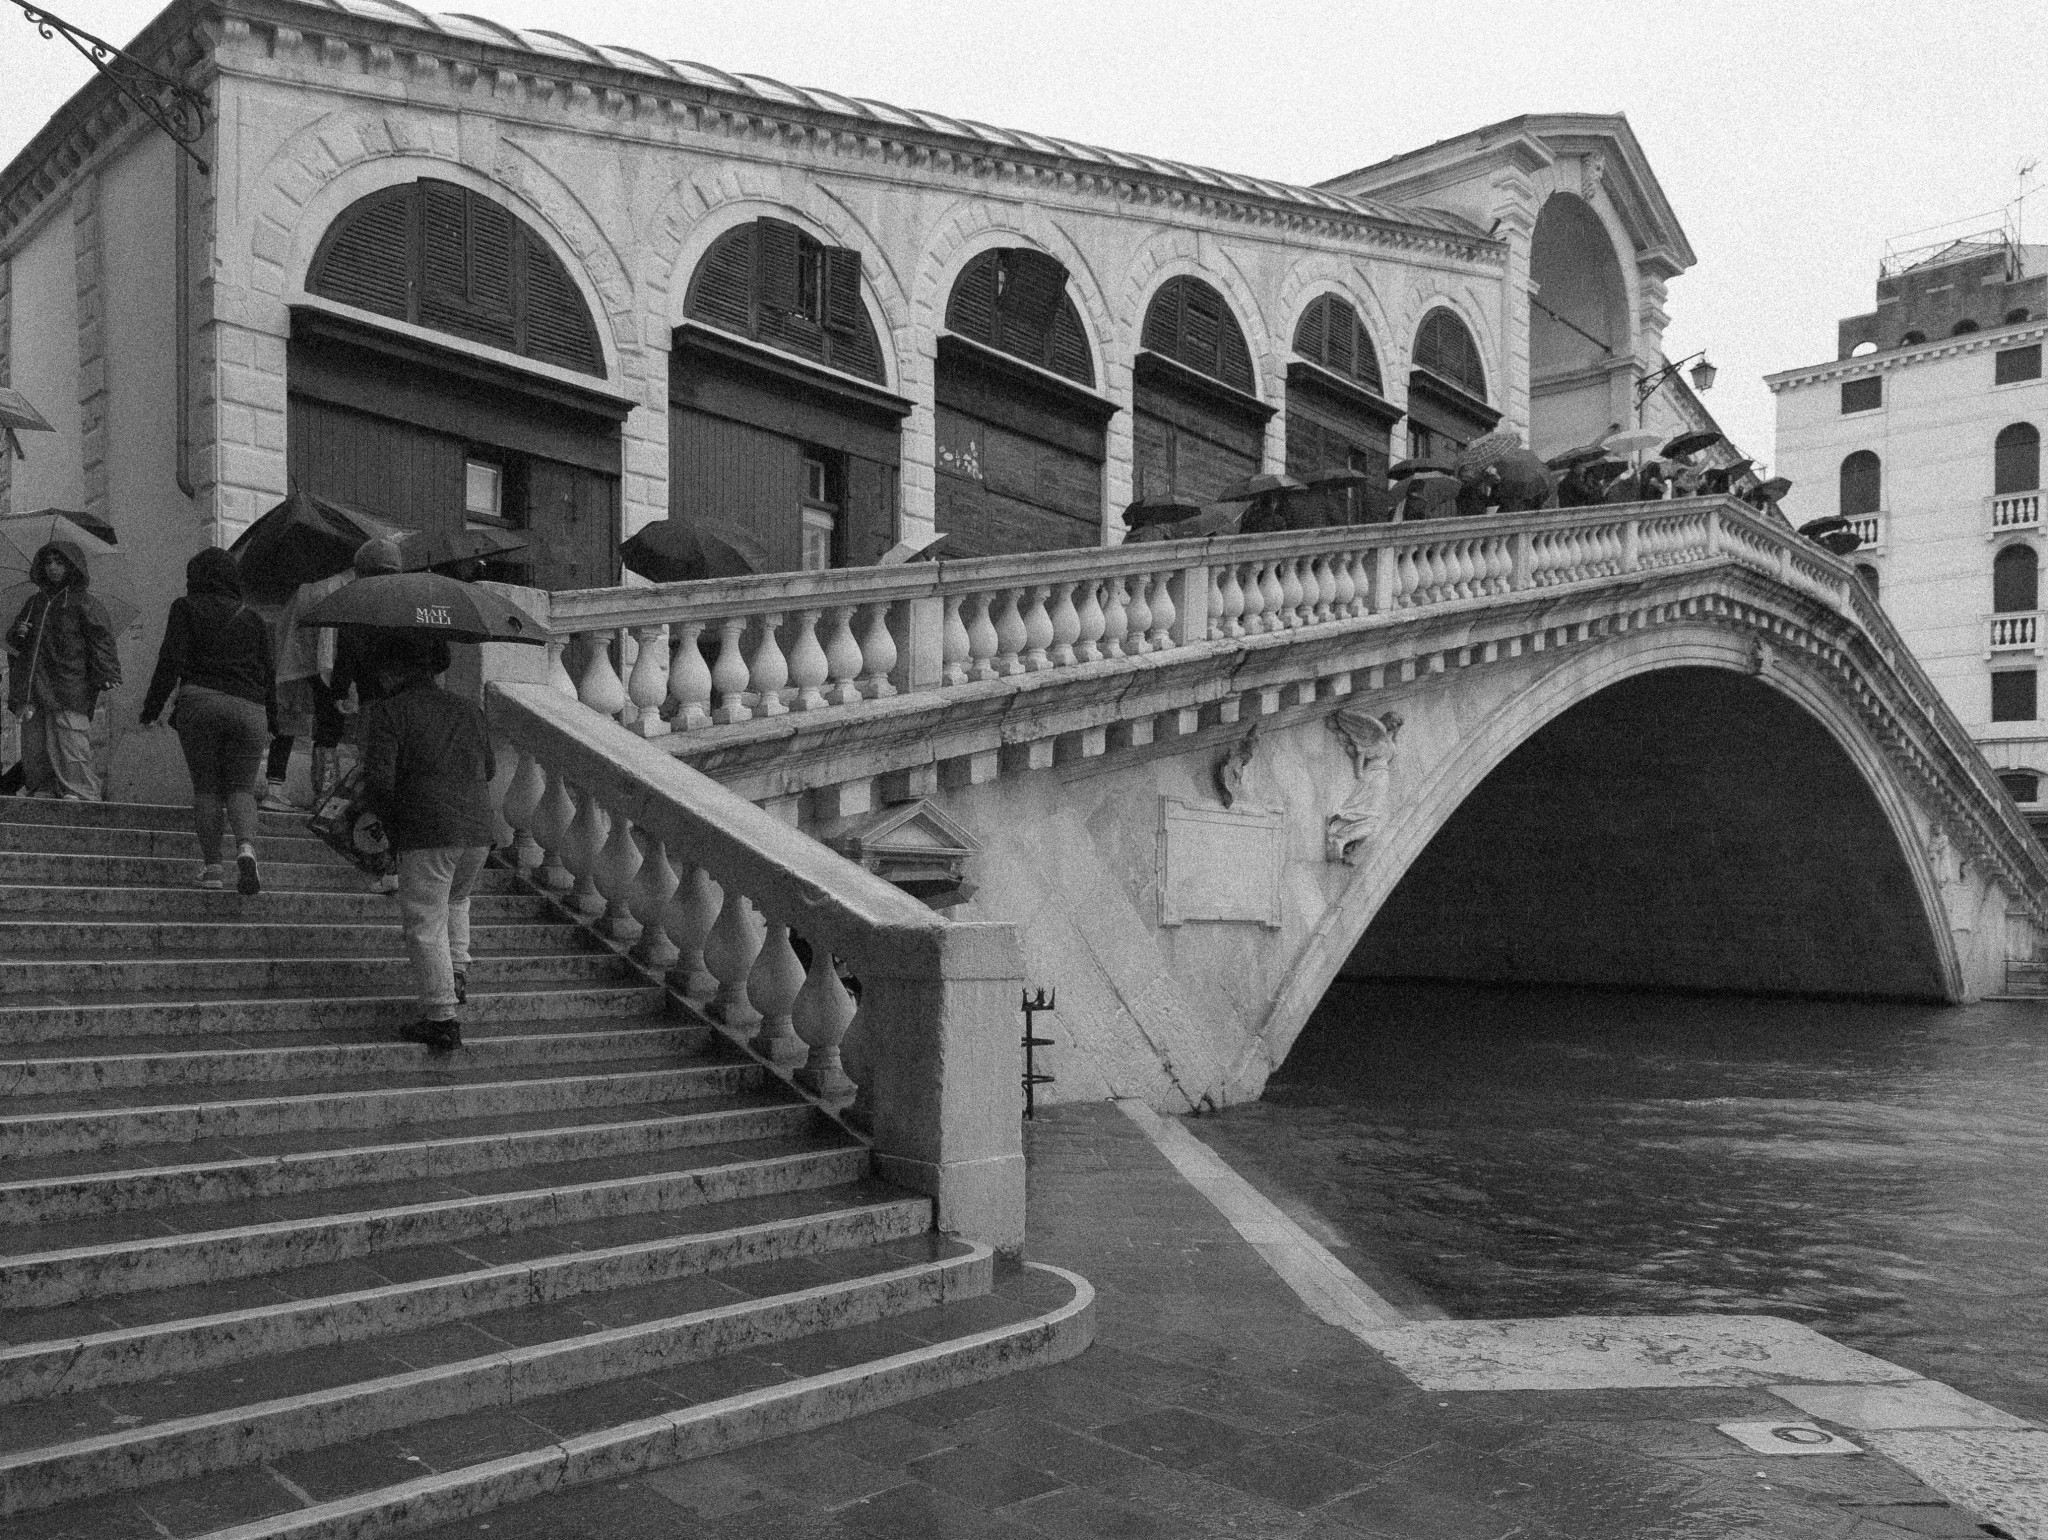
[1326, 707, 1404, 865]
[1214, 724, 1260, 810]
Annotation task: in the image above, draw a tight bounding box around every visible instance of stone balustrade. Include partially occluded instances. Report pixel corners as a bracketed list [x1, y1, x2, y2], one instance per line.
[484, 681, 1027, 1249]
[519, 499, 1866, 740]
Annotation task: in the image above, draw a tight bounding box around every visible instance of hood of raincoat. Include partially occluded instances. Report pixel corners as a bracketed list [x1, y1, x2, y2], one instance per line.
[186, 546, 243, 600]
[32, 539, 90, 592]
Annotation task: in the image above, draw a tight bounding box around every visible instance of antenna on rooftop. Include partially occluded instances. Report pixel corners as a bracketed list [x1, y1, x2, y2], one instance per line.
[2018, 157, 2041, 255]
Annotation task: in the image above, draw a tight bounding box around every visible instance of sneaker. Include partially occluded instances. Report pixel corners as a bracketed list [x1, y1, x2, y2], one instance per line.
[453, 970, 468, 1006]
[399, 1019, 459, 1051]
[236, 849, 262, 896]
[259, 782, 298, 813]
[196, 864, 224, 890]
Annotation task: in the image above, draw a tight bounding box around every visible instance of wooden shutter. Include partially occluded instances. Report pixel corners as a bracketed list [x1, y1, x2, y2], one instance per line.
[308, 186, 415, 321]
[1047, 299, 1094, 387]
[417, 182, 469, 317]
[1416, 308, 1485, 400]
[822, 247, 864, 334]
[1145, 277, 1254, 394]
[1294, 296, 1328, 365]
[686, 227, 756, 336]
[1353, 321, 1383, 396]
[998, 250, 1067, 359]
[520, 229, 602, 374]
[946, 253, 1000, 345]
[755, 219, 804, 314]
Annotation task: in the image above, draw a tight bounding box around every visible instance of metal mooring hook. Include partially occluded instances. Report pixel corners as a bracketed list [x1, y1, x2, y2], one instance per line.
[1021, 987, 1056, 1119]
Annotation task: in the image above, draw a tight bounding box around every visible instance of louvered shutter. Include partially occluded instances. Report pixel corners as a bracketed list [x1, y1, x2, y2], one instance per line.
[822, 246, 863, 334]
[1047, 299, 1094, 387]
[829, 310, 886, 383]
[686, 227, 757, 337]
[520, 229, 601, 374]
[1182, 284, 1222, 375]
[1294, 296, 1328, 366]
[467, 196, 517, 341]
[997, 250, 1067, 360]
[1417, 309, 1486, 400]
[1216, 314, 1255, 394]
[1326, 303, 1356, 378]
[755, 219, 804, 314]
[946, 253, 1000, 345]
[1140, 282, 1180, 355]
[1355, 326, 1383, 395]
[417, 181, 470, 318]
[309, 186, 415, 321]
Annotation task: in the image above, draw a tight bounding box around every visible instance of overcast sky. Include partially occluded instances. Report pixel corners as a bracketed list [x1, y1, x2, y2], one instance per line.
[5, 0, 2045, 475]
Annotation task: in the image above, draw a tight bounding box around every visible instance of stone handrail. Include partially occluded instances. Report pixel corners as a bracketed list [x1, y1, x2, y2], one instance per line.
[484, 681, 1026, 1248]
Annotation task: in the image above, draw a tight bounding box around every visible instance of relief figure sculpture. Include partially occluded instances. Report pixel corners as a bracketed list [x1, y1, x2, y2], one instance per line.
[1326, 707, 1404, 864]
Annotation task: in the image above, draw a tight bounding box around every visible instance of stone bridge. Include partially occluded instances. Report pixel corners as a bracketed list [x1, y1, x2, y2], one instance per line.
[487, 496, 2048, 1118]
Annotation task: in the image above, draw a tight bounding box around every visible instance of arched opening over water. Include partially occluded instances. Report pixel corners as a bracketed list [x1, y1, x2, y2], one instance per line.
[1340, 667, 1947, 1000]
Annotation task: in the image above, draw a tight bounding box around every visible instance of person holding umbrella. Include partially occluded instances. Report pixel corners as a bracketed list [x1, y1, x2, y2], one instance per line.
[138, 549, 277, 893]
[4, 538, 121, 800]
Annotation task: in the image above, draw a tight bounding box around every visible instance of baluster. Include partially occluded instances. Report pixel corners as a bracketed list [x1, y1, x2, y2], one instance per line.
[1488, 539, 1513, 594]
[663, 862, 719, 1000]
[564, 787, 607, 917]
[711, 616, 752, 724]
[1047, 582, 1080, 668]
[1258, 561, 1286, 630]
[1074, 579, 1106, 661]
[628, 829, 679, 968]
[576, 630, 629, 722]
[594, 807, 642, 941]
[1329, 551, 1358, 617]
[787, 608, 831, 711]
[1099, 575, 1129, 659]
[792, 941, 858, 1099]
[1207, 568, 1228, 639]
[1457, 541, 1481, 598]
[531, 765, 576, 892]
[748, 920, 807, 1066]
[1274, 556, 1303, 628]
[1147, 568, 1177, 648]
[702, 886, 762, 1026]
[1235, 563, 1265, 633]
[1217, 564, 1246, 637]
[1430, 544, 1456, 603]
[667, 620, 713, 729]
[1124, 572, 1153, 654]
[545, 637, 576, 698]
[626, 624, 669, 737]
[941, 595, 971, 686]
[857, 603, 898, 698]
[817, 606, 862, 705]
[750, 612, 791, 715]
[1395, 545, 1420, 605]
[500, 750, 545, 871]
[1020, 585, 1054, 671]
[965, 591, 1000, 681]
[615, 628, 640, 729]
[1302, 556, 1329, 623]
[992, 588, 1028, 675]
[486, 745, 518, 851]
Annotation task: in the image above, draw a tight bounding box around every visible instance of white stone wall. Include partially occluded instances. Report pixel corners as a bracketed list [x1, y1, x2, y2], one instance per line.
[1772, 324, 2048, 786]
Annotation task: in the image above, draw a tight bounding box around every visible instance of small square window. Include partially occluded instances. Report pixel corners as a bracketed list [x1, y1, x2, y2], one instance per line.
[1840, 377, 1882, 414]
[1992, 669, 2038, 722]
[1999, 770, 2041, 804]
[1996, 345, 2043, 385]
[465, 460, 502, 519]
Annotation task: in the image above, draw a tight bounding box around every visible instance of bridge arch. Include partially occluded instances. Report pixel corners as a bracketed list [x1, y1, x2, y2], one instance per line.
[1245, 630, 1965, 1087]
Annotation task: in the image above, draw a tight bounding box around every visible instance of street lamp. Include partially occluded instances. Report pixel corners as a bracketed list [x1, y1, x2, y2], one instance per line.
[1635, 351, 1715, 424]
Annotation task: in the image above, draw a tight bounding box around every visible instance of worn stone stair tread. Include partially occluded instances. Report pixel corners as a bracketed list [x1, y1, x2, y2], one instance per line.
[0, 1024, 711, 1087]
[151, 1264, 1090, 1540]
[0, 1136, 871, 1308]
[0, 1190, 934, 1402]
[0, 923, 593, 959]
[0, 852, 529, 893]
[0, 826, 342, 861]
[0, 885, 557, 922]
[0, 952, 638, 997]
[0, 799, 315, 833]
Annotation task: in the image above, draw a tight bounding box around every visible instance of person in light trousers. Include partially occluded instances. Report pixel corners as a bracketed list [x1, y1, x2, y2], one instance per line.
[359, 632, 494, 1051]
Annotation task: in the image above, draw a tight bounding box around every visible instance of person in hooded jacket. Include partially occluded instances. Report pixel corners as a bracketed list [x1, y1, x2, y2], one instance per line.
[4, 539, 122, 801]
[140, 549, 277, 894]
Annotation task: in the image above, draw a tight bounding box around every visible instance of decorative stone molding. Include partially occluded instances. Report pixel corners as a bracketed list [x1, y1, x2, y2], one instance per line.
[72, 174, 107, 523]
[1766, 320, 2048, 393]
[0, 256, 11, 514]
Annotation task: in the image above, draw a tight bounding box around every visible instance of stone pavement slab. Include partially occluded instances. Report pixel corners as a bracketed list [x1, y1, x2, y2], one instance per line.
[405, 1102, 2014, 1540]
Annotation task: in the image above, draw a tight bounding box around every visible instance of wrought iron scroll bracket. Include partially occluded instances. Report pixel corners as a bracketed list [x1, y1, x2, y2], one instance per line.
[10, 1, 211, 174]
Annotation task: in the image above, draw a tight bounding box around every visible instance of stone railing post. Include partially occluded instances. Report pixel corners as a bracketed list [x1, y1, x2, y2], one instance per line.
[904, 595, 945, 691]
[858, 921, 1026, 1252]
[1622, 519, 1641, 573]
[1510, 530, 1533, 591]
[1369, 545, 1397, 612]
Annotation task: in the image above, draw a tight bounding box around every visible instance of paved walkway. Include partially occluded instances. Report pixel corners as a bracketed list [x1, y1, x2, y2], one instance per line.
[418, 1102, 2013, 1539]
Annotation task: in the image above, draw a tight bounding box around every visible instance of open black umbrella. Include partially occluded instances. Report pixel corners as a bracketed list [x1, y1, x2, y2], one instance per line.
[1662, 430, 1724, 460]
[619, 520, 768, 584]
[1545, 443, 1612, 470]
[1387, 458, 1456, 478]
[1122, 494, 1208, 529]
[298, 571, 548, 644]
[391, 525, 529, 573]
[1214, 472, 1304, 503]
[231, 488, 404, 603]
[9, 506, 116, 545]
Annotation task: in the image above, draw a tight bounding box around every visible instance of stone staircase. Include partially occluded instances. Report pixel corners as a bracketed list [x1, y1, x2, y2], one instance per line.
[0, 797, 1089, 1539]
[2001, 957, 2048, 997]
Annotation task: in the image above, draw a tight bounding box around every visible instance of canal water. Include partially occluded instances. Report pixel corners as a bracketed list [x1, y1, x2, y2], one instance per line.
[1190, 980, 2048, 1424]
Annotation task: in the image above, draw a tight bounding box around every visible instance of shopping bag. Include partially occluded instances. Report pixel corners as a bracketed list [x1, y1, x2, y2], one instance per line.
[306, 764, 395, 876]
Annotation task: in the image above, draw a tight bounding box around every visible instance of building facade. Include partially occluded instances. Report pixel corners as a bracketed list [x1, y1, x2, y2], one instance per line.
[1769, 237, 2048, 829]
[0, 0, 1716, 800]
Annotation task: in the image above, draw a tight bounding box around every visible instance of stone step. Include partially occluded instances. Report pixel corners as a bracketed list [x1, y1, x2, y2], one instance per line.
[3, 1095, 819, 1224]
[0, 1021, 710, 1096]
[0, 883, 555, 923]
[0, 1238, 994, 1518]
[0, 917, 592, 959]
[0, 797, 312, 836]
[0, 979, 670, 1042]
[0, 1134, 868, 1308]
[0, 1188, 930, 1403]
[0, 849, 527, 893]
[139, 1265, 1089, 1540]
[0, 821, 340, 863]
[0, 1054, 774, 1159]
[0, 948, 633, 999]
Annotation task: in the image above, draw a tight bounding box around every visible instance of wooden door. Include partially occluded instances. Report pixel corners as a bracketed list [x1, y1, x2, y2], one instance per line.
[286, 395, 465, 535]
[526, 459, 619, 592]
[672, 408, 806, 572]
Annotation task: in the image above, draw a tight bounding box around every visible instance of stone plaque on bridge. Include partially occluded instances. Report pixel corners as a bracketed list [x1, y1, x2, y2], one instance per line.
[1157, 797, 1283, 929]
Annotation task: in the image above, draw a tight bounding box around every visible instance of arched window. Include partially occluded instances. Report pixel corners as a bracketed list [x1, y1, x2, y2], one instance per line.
[1954, 319, 1981, 336]
[1996, 423, 2042, 495]
[307, 179, 603, 375]
[1850, 340, 1878, 357]
[1840, 450, 1881, 517]
[2000, 770, 2041, 805]
[1140, 277, 1256, 394]
[1900, 330, 1927, 346]
[1293, 295, 1383, 395]
[1855, 562, 1880, 598]
[1994, 544, 2038, 613]
[945, 249, 1093, 386]
[1413, 307, 1488, 401]
[2008, 309, 2034, 326]
[684, 219, 885, 384]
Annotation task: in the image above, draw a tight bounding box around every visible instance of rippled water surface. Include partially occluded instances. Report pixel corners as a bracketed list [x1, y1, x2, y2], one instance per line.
[1193, 981, 2048, 1422]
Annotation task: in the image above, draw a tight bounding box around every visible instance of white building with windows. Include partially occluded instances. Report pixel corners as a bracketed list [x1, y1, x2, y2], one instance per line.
[1769, 234, 2048, 826]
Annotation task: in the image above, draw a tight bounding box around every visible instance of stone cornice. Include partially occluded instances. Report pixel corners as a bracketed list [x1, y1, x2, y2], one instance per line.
[1767, 320, 2048, 392]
